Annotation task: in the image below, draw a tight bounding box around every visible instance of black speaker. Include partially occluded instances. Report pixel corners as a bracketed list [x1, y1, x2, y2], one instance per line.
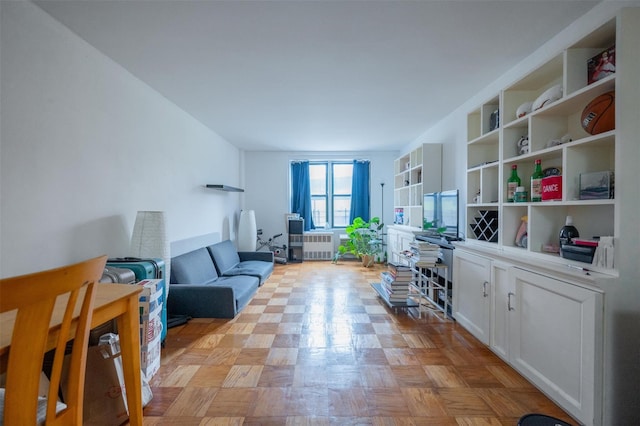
[288, 219, 304, 235]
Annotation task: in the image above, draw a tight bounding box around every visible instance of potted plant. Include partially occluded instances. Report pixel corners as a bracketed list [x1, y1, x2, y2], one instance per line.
[333, 216, 384, 267]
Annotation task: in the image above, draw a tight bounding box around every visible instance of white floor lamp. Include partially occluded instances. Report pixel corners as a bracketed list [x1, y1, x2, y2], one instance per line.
[237, 210, 257, 251]
[130, 210, 171, 295]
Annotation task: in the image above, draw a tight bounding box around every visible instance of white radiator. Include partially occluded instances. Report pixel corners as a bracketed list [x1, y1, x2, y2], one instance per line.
[303, 233, 334, 260]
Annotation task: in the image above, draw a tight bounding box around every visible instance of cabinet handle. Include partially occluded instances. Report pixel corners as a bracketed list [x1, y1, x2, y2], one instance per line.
[508, 292, 515, 311]
[482, 281, 488, 297]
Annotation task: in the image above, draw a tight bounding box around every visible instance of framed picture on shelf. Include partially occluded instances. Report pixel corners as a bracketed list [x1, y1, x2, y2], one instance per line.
[588, 45, 615, 85]
[394, 208, 404, 225]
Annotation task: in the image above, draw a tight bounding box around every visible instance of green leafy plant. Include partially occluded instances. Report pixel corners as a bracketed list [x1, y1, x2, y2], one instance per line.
[423, 219, 447, 235]
[333, 216, 384, 265]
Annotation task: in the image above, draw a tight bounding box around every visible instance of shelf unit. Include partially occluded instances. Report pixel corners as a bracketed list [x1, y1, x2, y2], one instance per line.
[405, 258, 451, 320]
[370, 282, 418, 313]
[205, 184, 244, 192]
[464, 17, 619, 275]
[393, 143, 442, 229]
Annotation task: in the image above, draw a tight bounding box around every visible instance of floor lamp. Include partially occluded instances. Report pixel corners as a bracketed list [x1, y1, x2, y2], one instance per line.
[380, 182, 386, 263]
[130, 210, 171, 295]
[238, 210, 257, 251]
[380, 182, 385, 225]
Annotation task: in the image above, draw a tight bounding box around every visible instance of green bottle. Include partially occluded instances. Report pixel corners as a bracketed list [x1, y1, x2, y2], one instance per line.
[507, 164, 521, 202]
[530, 159, 544, 202]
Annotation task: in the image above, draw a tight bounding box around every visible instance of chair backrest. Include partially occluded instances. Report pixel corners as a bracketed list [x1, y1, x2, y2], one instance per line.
[0, 255, 107, 425]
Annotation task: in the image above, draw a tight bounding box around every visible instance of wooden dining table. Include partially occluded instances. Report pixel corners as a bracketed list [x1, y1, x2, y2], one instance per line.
[0, 283, 144, 426]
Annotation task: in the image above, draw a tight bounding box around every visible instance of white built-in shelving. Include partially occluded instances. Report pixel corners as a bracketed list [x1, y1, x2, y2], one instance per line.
[464, 17, 619, 276]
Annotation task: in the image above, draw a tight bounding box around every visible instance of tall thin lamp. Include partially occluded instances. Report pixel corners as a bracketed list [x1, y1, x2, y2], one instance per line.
[130, 210, 171, 296]
[237, 210, 257, 251]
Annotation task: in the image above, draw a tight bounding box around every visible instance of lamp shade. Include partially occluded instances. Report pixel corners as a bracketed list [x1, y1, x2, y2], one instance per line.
[130, 211, 171, 294]
[237, 210, 257, 251]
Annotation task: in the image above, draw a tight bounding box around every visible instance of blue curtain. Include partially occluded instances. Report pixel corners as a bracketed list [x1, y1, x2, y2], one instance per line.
[350, 160, 370, 222]
[290, 161, 314, 231]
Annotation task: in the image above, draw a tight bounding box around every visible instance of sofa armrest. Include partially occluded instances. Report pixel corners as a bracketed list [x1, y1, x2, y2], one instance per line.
[239, 251, 274, 263]
[167, 284, 237, 319]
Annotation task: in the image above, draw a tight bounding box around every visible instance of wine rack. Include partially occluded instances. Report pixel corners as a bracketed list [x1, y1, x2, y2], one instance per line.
[469, 209, 498, 242]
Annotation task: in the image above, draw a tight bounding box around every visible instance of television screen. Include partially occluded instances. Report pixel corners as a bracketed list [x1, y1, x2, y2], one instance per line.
[423, 190, 460, 240]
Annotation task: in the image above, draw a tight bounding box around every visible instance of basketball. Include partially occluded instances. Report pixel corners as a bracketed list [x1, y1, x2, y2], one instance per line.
[581, 91, 615, 135]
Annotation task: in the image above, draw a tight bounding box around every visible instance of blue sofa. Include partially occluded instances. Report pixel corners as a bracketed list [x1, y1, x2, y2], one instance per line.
[208, 240, 273, 284]
[167, 241, 273, 319]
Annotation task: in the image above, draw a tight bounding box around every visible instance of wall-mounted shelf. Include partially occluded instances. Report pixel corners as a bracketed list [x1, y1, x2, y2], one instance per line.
[205, 184, 244, 192]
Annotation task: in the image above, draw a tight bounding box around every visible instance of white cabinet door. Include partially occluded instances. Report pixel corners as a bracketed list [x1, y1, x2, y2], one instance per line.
[509, 267, 603, 426]
[453, 250, 491, 345]
[387, 226, 416, 265]
[387, 227, 400, 264]
[489, 260, 511, 362]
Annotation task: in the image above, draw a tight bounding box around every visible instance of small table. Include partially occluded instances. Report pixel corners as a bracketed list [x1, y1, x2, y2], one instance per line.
[0, 284, 144, 426]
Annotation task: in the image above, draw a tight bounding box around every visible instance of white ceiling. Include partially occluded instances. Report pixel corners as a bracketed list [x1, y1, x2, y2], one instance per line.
[34, 0, 599, 152]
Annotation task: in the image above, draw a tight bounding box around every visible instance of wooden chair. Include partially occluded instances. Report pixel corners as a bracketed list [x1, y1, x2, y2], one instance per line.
[0, 255, 107, 425]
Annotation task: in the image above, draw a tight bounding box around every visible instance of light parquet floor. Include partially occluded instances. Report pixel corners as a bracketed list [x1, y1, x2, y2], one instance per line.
[142, 261, 575, 425]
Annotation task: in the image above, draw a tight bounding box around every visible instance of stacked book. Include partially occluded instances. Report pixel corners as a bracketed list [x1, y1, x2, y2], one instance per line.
[380, 262, 413, 302]
[408, 241, 442, 267]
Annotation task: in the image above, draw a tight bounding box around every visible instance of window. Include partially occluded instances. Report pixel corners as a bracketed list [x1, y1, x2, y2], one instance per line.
[308, 161, 353, 228]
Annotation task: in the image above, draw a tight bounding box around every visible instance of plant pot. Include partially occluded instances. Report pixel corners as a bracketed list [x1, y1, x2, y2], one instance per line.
[361, 254, 375, 268]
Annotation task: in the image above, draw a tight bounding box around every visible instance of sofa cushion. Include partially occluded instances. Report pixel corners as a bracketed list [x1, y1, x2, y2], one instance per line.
[220, 260, 273, 284]
[207, 240, 241, 276]
[170, 248, 219, 285]
[215, 276, 260, 312]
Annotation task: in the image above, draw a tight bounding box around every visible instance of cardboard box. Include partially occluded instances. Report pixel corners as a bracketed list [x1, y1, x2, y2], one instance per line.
[580, 171, 614, 200]
[137, 279, 163, 316]
[140, 304, 163, 345]
[541, 175, 562, 201]
[588, 45, 616, 85]
[141, 333, 162, 379]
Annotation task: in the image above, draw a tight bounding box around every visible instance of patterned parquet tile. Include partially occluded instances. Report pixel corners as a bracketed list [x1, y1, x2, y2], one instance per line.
[141, 261, 577, 425]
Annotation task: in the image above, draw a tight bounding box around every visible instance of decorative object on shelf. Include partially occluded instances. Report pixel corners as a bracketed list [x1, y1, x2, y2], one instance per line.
[516, 135, 529, 156]
[543, 167, 561, 177]
[592, 236, 614, 269]
[507, 164, 521, 202]
[588, 45, 616, 85]
[130, 210, 171, 294]
[334, 216, 383, 267]
[515, 215, 528, 248]
[205, 184, 244, 192]
[516, 101, 534, 118]
[541, 174, 562, 201]
[546, 133, 572, 148]
[394, 208, 404, 225]
[530, 159, 544, 202]
[237, 210, 257, 251]
[559, 215, 580, 248]
[489, 108, 500, 131]
[580, 171, 614, 199]
[514, 186, 528, 203]
[532, 84, 563, 111]
[581, 91, 615, 135]
[472, 189, 481, 204]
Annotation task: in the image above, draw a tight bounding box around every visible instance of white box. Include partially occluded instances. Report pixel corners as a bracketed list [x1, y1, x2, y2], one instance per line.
[140, 304, 163, 345]
[141, 333, 162, 379]
[137, 279, 163, 316]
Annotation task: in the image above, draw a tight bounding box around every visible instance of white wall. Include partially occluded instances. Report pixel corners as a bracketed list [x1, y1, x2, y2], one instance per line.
[243, 150, 396, 245]
[0, 1, 242, 277]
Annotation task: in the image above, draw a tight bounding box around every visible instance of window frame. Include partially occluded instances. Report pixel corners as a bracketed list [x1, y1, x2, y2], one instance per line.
[307, 160, 353, 229]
